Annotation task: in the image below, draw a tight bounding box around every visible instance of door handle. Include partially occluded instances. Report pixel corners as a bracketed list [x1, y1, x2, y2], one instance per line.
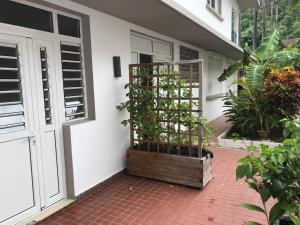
[28, 135, 36, 145]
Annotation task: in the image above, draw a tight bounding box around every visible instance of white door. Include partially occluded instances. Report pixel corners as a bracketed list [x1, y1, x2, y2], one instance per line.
[0, 34, 64, 225]
[30, 39, 64, 208]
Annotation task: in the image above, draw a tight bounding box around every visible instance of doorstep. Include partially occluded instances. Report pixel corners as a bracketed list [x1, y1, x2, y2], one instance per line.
[18, 199, 75, 225]
[217, 129, 281, 149]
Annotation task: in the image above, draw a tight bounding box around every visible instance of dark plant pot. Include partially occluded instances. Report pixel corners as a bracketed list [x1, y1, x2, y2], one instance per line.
[272, 217, 293, 225]
[257, 130, 269, 140]
[294, 66, 300, 72]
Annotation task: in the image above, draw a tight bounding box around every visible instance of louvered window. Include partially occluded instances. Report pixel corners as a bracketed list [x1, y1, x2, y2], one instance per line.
[40, 47, 52, 124]
[180, 46, 200, 82]
[0, 43, 25, 134]
[60, 43, 86, 121]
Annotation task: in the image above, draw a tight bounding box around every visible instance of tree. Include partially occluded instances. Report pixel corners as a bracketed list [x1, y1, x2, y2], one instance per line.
[240, 0, 300, 48]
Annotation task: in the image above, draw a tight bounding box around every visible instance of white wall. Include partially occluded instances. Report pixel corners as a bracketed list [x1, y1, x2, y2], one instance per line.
[172, 0, 239, 41]
[203, 53, 238, 121]
[44, 0, 236, 196]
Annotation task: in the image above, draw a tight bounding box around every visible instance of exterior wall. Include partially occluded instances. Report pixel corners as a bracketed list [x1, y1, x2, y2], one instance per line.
[204, 54, 238, 121]
[172, 0, 240, 42]
[43, 0, 236, 196]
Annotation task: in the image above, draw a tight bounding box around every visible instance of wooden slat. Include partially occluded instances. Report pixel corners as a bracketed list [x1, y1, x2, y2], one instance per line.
[127, 158, 203, 177]
[127, 149, 211, 189]
[127, 150, 203, 168]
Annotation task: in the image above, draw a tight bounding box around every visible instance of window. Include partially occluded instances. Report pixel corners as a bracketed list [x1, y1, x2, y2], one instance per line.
[231, 9, 238, 43]
[60, 43, 86, 121]
[207, 0, 216, 9]
[0, 43, 25, 134]
[207, 57, 223, 98]
[207, 0, 222, 17]
[130, 33, 173, 63]
[58, 14, 81, 38]
[0, 0, 53, 32]
[0, 1, 89, 122]
[180, 46, 200, 82]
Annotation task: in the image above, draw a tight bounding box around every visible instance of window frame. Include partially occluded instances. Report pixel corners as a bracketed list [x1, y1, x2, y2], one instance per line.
[179, 45, 200, 83]
[1, 0, 89, 123]
[130, 31, 174, 63]
[0, 0, 54, 33]
[206, 55, 225, 101]
[60, 40, 88, 122]
[231, 8, 238, 44]
[206, 0, 224, 21]
[57, 14, 81, 38]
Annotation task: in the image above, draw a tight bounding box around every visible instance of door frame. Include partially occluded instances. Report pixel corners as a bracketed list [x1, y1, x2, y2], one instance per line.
[0, 29, 67, 225]
[0, 27, 68, 197]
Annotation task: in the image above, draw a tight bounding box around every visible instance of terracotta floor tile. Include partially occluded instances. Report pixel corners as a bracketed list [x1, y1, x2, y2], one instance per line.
[37, 147, 268, 225]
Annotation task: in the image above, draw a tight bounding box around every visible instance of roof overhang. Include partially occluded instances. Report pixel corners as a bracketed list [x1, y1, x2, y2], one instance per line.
[237, 0, 260, 9]
[70, 0, 244, 60]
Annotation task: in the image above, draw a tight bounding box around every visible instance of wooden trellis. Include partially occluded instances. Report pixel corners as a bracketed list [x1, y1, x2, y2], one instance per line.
[129, 60, 204, 158]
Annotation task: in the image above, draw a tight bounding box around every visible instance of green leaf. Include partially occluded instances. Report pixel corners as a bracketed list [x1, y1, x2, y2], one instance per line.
[239, 203, 265, 213]
[271, 179, 285, 197]
[269, 202, 286, 223]
[218, 61, 243, 82]
[236, 165, 247, 180]
[244, 64, 264, 92]
[257, 29, 280, 61]
[272, 48, 300, 67]
[244, 221, 263, 225]
[248, 182, 259, 192]
[290, 216, 300, 225]
[261, 187, 271, 203]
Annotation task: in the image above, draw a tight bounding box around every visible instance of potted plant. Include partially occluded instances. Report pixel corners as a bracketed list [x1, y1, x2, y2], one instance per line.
[117, 63, 213, 188]
[235, 77, 271, 139]
[236, 119, 300, 225]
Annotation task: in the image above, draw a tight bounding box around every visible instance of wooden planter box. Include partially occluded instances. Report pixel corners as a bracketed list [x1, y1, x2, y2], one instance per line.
[127, 149, 212, 189]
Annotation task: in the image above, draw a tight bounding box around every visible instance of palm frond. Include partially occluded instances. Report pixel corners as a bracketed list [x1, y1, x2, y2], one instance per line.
[244, 64, 265, 92]
[217, 44, 256, 82]
[257, 29, 280, 62]
[217, 60, 243, 82]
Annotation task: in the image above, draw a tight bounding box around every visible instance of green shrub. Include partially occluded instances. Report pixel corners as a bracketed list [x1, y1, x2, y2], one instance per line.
[236, 119, 300, 225]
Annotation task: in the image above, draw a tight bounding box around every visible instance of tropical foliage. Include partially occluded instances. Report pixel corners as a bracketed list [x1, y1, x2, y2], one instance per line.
[218, 29, 300, 82]
[240, 0, 300, 49]
[220, 30, 300, 138]
[236, 119, 300, 225]
[264, 67, 300, 119]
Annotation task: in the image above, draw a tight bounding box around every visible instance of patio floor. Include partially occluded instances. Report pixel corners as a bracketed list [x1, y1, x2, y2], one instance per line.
[37, 147, 267, 225]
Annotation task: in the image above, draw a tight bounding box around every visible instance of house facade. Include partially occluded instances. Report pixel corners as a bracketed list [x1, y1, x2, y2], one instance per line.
[0, 0, 259, 224]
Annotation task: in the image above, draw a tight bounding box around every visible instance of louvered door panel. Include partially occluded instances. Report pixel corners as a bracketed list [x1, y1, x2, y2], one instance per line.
[60, 43, 86, 121]
[0, 43, 25, 134]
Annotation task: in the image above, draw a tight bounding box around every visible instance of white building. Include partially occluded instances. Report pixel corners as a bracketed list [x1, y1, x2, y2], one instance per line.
[0, 0, 259, 224]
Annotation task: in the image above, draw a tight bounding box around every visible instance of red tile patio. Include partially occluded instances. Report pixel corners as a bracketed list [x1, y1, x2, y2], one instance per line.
[37, 147, 268, 225]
